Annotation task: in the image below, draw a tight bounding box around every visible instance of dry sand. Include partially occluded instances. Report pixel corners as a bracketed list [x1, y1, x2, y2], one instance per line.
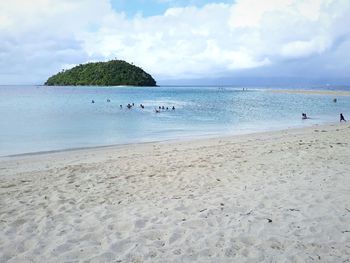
[1, 123, 350, 262]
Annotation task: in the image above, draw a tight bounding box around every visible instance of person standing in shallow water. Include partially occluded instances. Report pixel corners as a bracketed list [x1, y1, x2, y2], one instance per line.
[340, 113, 346, 122]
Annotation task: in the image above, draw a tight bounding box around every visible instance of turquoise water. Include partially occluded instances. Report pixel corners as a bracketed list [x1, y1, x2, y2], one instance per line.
[0, 85, 349, 156]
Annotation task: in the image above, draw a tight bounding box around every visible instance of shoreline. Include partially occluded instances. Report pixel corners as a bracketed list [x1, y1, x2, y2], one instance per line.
[1, 122, 350, 261]
[0, 121, 340, 159]
[1, 121, 347, 174]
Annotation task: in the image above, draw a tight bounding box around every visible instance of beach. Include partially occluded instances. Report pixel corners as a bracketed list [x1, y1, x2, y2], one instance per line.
[1, 123, 350, 262]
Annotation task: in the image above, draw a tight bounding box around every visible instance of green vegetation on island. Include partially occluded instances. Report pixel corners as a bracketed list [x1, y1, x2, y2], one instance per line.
[45, 60, 156, 86]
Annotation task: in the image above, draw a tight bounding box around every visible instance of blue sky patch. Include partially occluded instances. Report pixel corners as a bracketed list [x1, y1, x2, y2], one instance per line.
[111, 0, 233, 17]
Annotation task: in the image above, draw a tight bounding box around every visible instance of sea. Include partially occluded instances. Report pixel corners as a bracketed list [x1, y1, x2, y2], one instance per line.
[0, 85, 349, 156]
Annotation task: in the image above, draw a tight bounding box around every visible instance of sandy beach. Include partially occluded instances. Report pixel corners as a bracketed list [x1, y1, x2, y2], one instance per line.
[1, 123, 350, 262]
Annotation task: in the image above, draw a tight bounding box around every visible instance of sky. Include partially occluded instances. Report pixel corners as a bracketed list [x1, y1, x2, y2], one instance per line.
[111, 0, 232, 17]
[1, 0, 350, 85]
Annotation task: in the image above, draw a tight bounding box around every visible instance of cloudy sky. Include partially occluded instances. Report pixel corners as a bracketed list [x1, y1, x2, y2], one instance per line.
[1, 0, 350, 85]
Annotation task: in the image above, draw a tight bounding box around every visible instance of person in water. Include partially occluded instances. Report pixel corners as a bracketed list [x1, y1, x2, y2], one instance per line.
[162, 106, 165, 110]
[107, 99, 110, 102]
[140, 104, 144, 109]
[302, 113, 308, 119]
[91, 100, 95, 104]
[120, 105, 122, 109]
[340, 113, 346, 122]
[172, 106, 175, 110]
[127, 104, 132, 109]
[155, 108, 160, 113]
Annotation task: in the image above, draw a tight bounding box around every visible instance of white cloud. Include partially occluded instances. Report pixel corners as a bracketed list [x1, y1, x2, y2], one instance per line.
[229, 0, 294, 28]
[0, 0, 350, 84]
[281, 37, 332, 59]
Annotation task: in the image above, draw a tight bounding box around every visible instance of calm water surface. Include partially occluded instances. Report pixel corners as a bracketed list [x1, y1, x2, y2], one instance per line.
[0, 85, 349, 156]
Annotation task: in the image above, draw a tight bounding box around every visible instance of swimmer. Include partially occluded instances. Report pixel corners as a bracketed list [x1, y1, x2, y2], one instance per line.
[340, 113, 346, 122]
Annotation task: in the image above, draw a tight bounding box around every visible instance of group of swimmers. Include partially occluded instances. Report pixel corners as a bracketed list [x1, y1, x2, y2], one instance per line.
[92, 99, 176, 113]
[93, 98, 346, 121]
[120, 103, 175, 112]
[123, 103, 135, 109]
[302, 112, 346, 122]
[155, 106, 175, 113]
[302, 97, 346, 122]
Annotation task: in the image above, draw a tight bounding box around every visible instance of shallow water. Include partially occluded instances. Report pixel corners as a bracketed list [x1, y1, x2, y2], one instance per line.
[0, 85, 349, 156]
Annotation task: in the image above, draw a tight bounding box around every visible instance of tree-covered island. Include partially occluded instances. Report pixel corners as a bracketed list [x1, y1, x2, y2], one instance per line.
[45, 60, 157, 86]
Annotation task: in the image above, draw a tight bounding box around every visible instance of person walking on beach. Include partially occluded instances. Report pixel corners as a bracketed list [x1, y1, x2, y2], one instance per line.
[340, 113, 346, 122]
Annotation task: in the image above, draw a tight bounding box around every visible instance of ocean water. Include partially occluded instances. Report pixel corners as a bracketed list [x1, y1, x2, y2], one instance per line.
[0, 85, 349, 156]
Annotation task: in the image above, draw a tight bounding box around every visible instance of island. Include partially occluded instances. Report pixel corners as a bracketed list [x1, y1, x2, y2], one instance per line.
[45, 60, 156, 86]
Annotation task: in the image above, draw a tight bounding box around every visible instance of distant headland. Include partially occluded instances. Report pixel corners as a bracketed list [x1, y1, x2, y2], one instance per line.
[44, 60, 156, 86]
